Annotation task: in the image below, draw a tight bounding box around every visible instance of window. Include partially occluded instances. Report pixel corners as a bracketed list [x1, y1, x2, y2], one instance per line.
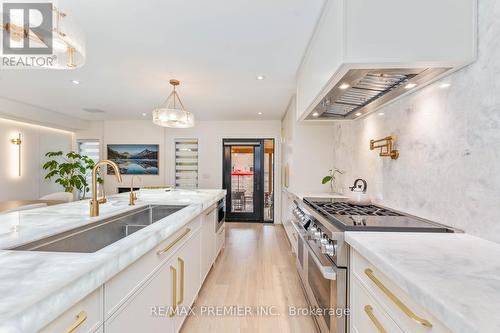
[77, 140, 100, 197]
[175, 139, 199, 189]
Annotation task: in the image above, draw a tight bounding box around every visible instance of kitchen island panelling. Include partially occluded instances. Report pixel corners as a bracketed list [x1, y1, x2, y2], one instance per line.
[0, 189, 225, 333]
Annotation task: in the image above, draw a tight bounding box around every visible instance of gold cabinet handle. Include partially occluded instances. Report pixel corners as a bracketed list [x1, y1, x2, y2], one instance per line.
[157, 228, 191, 256]
[178, 257, 185, 305]
[169, 265, 177, 318]
[364, 268, 432, 328]
[63, 311, 87, 333]
[364, 305, 387, 333]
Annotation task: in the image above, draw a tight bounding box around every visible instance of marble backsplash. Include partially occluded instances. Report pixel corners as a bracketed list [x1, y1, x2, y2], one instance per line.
[331, 0, 500, 243]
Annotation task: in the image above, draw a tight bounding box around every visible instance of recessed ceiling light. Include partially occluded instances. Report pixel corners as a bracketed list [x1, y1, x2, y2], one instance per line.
[378, 112, 385, 116]
[71, 80, 80, 85]
[258, 112, 263, 115]
[256, 75, 265, 80]
[339, 83, 350, 90]
[440, 83, 451, 88]
[355, 112, 362, 117]
[312, 112, 320, 117]
[405, 83, 417, 89]
[142, 113, 147, 117]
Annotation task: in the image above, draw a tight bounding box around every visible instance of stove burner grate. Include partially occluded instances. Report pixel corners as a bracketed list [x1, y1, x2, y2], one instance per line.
[314, 202, 404, 217]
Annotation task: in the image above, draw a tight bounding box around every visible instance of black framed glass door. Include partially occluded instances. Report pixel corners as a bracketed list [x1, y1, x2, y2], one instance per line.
[223, 139, 263, 222]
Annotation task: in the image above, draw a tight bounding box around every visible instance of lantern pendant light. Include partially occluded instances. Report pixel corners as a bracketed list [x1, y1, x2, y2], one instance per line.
[152, 79, 194, 128]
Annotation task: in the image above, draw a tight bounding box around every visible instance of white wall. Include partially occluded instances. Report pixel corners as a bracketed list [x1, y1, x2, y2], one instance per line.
[0, 118, 74, 201]
[330, 0, 500, 243]
[75, 120, 283, 222]
[281, 97, 336, 194]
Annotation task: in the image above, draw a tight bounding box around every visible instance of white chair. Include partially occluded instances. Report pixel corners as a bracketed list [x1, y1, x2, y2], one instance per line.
[1, 203, 48, 215]
[39, 192, 74, 203]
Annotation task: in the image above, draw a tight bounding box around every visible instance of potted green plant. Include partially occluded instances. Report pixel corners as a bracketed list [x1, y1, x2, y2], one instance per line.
[322, 168, 344, 194]
[43, 151, 102, 200]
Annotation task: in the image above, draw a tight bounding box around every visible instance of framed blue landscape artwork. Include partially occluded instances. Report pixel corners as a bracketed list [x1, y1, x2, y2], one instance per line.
[107, 144, 159, 175]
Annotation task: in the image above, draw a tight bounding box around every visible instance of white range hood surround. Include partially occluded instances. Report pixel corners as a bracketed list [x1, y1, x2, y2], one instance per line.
[296, 0, 477, 121]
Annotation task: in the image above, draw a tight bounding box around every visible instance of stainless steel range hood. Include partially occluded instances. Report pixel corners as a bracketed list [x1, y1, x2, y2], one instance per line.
[307, 67, 451, 120]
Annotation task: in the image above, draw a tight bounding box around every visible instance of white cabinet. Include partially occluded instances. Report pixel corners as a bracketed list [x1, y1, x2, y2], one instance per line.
[39, 288, 103, 333]
[105, 257, 175, 333]
[216, 223, 225, 257]
[350, 249, 453, 333]
[173, 229, 201, 332]
[201, 204, 217, 281]
[296, 0, 477, 119]
[104, 216, 201, 318]
[351, 277, 403, 333]
[40, 208, 218, 333]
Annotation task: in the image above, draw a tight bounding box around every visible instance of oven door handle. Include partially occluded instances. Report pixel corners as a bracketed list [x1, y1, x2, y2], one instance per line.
[298, 231, 337, 281]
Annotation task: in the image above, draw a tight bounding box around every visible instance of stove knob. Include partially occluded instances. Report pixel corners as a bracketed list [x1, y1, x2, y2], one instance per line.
[314, 228, 322, 240]
[320, 234, 329, 253]
[326, 240, 337, 257]
[309, 224, 317, 236]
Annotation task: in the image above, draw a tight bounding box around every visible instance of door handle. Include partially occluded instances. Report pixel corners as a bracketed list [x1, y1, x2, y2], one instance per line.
[178, 257, 185, 305]
[169, 265, 177, 317]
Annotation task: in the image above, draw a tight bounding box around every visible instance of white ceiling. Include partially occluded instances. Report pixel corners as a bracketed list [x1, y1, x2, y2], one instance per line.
[0, 0, 325, 121]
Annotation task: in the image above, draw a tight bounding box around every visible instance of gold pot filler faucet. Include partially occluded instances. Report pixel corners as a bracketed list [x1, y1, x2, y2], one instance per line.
[90, 160, 123, 217]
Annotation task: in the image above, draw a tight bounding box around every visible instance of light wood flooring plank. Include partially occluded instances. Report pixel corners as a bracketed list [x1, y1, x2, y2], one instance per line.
[181, 223, 317, 333]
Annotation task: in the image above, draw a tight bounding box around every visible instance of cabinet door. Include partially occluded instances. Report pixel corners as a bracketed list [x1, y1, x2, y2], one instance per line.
[201, 205, 216, 281]
[351, 277, 403, 333]
[39, 288, 103, 333]
[174, 230, 201, 332]
[105, 258, 176, 333]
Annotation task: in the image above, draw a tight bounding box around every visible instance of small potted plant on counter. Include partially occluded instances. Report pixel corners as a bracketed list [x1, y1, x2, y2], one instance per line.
[322, 168, 344, 194]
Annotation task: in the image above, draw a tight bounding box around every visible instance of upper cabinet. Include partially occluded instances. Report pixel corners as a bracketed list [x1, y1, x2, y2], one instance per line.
[296, 0, 477, 121]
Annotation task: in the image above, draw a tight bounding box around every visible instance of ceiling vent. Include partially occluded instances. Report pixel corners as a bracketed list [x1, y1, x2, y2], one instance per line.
[82, 108, 106, 114]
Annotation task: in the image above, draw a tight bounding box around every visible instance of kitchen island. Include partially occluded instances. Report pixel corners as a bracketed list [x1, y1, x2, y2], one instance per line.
[0, 189, 225, 333]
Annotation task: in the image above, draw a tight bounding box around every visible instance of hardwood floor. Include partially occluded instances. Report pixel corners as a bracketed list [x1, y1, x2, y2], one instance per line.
[181, 223, 317, 333]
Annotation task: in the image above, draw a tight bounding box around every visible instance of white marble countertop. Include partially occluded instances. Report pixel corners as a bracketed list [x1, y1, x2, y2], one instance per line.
[0, 189, 226, 333]
[346, 232, 500, 333]
[282, 187, 347, 201]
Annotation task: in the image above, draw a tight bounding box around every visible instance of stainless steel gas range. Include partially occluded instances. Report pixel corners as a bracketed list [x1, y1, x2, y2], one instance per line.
[291, 197, 454, 333]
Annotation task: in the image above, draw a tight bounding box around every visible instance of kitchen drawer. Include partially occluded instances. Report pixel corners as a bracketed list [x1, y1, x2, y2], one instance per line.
[216, 223, 225, 257]
[351, 250, 452, 333]
[351, 277, 403, 333]
[105, 216, 201, 318]
[39, 288, 103, 333]
[283, 220, 297, 253]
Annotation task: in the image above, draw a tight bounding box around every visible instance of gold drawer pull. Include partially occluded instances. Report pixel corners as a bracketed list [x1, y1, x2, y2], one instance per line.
[364, 305, 387, 333]
[169, 265, 177, 318]
[157, 228, 191, 256]
[178, 257, 185, 305]
[63, 311, 87, 333]
[365, 268, 432, 328]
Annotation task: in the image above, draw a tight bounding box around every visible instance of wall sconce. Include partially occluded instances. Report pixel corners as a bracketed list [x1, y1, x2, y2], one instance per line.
[10, 133, 22, 176]
[370, 135, 399, 160]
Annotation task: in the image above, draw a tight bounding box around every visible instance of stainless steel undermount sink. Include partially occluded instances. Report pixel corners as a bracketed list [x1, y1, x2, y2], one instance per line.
[11, 205, 186, 253]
